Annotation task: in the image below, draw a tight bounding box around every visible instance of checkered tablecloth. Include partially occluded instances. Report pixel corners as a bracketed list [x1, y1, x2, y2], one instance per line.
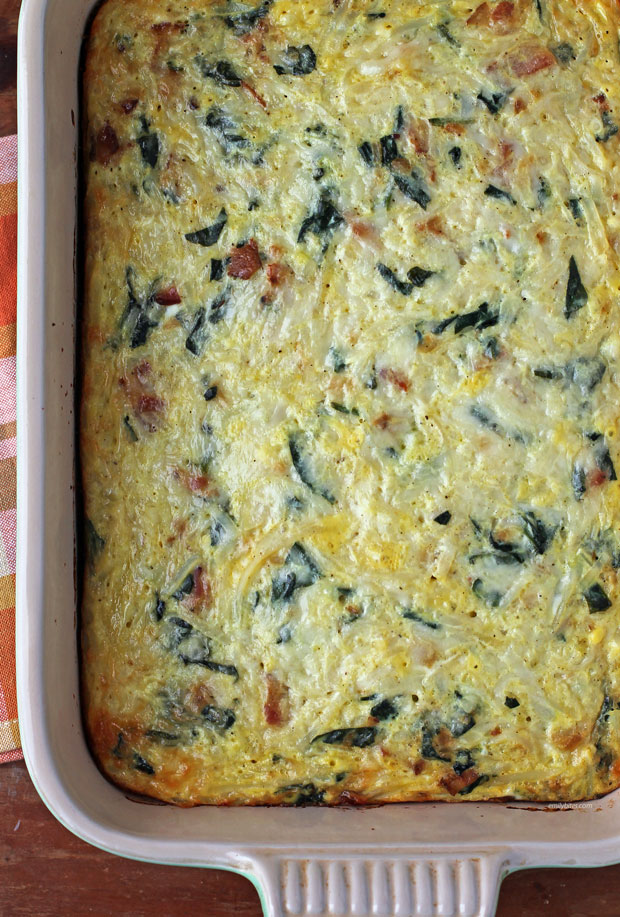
[0, 135, 20, 763]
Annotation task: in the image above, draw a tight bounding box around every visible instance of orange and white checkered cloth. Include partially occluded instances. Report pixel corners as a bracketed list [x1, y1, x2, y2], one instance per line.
[0, 135, 20, 763]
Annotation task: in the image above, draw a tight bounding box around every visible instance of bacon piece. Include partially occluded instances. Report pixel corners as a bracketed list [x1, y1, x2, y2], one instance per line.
[380, 367, 410, 392]
[442, 122, 466, 135]
[264, 674, 290, 726]
[266, 262, 291, 286]
[120, 99, 139, 114]
[92, 123, 119, 165]
[180, 566, 213, 613]
[467, 2, 491, 26]
[593, 92, 610, 110]
[186, 683, 215, 715]
[440, 768, 480, 796]
[588, 468, 609, 488]
[119, 361, 165, 432]
[154, 286, 182, 305]
[509, 43, 555, 77]
[151, 20, 186, 33]
[417, 215, 444, 236]
[351, 220, 377, 240]
[374, 413, 392, 430]
[241, 80, 268, 110]
[172, 468, 217, 498]
[467, 1, 520, 32]
[228, 239, 262, 279]
[408, 117, 430, 154]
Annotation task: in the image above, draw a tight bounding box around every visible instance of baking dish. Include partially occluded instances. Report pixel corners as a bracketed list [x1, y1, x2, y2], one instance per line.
[15, 0, 620, 913]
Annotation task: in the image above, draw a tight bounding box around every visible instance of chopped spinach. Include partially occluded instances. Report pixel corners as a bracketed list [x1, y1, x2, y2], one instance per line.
[377, 262, 434, 295]
[272, 541, 321, 602]
[434, 510, 451, 525]
[312, 727, 377, 748]
[201, 661, 239, 677]
[434, 303, 498, 336]
[393, 168, 431, 209]
[328, 347, 347, 373]
[202, 704, 236, 729]
[449, 145, 462, 167]
[408, 266, 435, 287]
[137, 116, 160, 168]
[86, 519, 105, 572]
[277, 623, 292, 644]
[567, 356, 605, 394]
[402, 609, 440, 629]
[564, 256, 588, 318]
[572, 464, 586, 501]
[584, 583, 612, 612]
[367, 10, 386, 18]
[520, 511, 556, 554]
[198, 57, 243, 86]
[172, 575, 195, 600]
[477, 90, 512, 114]
[133, 754, 155, 775]
[123, 415, 138, 442]
[419, 713, 450, 761]
[289, 432, 336, 503]
[145, 729, 179, 745]
[567, 197, 583, 223]
[154, 592, 166, 622]
[210, 258, 224, 281]
[277, 783, 326, 805]
[551, 42, 575, 64]
[272, 571, 296, 601]
[210, 519, 225, 546]
[448, 709, 475, 737]
[596, 110, 619, 144]
[370, 697, 398, 720]
[505, 696, 520, 708]
[595, 441, 617, 481]
[454, 302, 499, 333]
[437, 22, 460, 47]
[274, 44, 316, 76]
[377, 263, 412, 296]
[298, 193, 344, 248]
[484, 337, 500, 359]
[380, 134, 398, 165]
[121, 267, 161, 348]
[204, 384, 218, 401]
[224, 1, 271, 34]
[358, 141, 375, 166]
[186, 307, 207, 355]
[208, 289, 231, 325]
[472, 577, 502, 607]
[205, 107, 250, 154]
[484, 184, 516, 205]
[185, 208, 228, 247]
[536, 175, 551, 208]
[533, 367, 562, 380]
[452, 749, 475, 775]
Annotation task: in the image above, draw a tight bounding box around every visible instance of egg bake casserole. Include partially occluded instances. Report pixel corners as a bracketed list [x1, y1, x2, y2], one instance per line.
[81, 0, 620, 805]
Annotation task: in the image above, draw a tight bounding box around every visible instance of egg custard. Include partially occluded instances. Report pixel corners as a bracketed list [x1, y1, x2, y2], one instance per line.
[81, 0, 620, 805]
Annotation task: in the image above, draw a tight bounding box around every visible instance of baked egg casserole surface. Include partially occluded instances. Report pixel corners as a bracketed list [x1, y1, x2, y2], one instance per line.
[82, 0, 620, 804]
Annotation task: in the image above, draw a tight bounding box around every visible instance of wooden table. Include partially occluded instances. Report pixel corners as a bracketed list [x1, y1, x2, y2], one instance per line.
[3, 1, 620, 913]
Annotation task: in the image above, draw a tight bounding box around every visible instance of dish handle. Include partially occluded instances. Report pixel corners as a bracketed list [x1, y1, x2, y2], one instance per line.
[250, 850, 509, 917]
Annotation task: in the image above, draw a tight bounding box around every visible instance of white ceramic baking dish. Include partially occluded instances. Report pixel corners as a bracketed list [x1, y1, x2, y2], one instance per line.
[15, 0, 620, 914]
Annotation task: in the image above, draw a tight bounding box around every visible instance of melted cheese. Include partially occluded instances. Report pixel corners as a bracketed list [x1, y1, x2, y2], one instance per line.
[82, 0, 620, 804]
